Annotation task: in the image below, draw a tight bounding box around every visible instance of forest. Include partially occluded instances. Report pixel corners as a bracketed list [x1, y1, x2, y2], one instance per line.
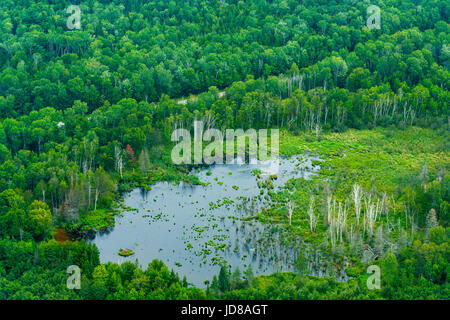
[0, 0, 448, 300]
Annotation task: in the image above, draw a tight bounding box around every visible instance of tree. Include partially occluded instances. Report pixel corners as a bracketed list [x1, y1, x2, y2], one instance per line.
[138, 148, 151, 174]
[211, 275, 220, 293]
[295, 248, 309, 276]
[374, 226, 385, 257]
[286, 200, 294, 226]
[114, 145, 124, 178]
[93, 167, 115, 211]
[231, 267, 242, 290]
[243, 265, 254, 288]
[381, 252, 399, 298]
[0, 189, 27, 239]
[426, 209, 439, 235]
[27, 200, 52, 241]
[90, 265, 109, 299]
[352, 184, 363, 228]
[126, 144, 136, 166]
[218, 264, 230, 292]
[428, 226, 446, 245]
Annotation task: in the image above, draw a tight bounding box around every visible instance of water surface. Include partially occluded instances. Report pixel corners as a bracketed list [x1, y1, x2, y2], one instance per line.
[91, 155, 322, 286]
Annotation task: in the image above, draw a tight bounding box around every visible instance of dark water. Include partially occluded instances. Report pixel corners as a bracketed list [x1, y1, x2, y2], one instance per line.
[91, 155, 322, 286]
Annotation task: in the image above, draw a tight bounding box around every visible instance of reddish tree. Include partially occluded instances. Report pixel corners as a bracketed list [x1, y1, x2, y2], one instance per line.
[126, 144, 136, 165]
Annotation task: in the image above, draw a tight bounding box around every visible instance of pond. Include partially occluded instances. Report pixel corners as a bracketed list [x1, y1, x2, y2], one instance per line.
[90, 155, 323, 287]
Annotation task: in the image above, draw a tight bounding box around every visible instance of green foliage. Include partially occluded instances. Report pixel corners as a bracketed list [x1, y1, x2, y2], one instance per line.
[0, 0, 448, 301]
[118, 248, 134, 257]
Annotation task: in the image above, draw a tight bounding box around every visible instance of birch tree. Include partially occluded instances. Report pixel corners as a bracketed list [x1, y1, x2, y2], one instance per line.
[286, 200, 294, 226]
[352, 183, 362, 228]
[327, 199, 347, 247]
[364, 195, 381, 236]
[114, 145, 124, 178]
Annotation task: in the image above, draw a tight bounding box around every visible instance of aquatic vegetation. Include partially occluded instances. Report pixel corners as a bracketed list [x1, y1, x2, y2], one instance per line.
[118, 248, 134, 257]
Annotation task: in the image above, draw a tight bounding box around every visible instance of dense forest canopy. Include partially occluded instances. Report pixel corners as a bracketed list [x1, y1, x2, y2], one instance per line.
[0, 0, 448, 300]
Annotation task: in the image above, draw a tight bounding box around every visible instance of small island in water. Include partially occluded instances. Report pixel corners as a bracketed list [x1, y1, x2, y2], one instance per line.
[118, 248, 134, 257]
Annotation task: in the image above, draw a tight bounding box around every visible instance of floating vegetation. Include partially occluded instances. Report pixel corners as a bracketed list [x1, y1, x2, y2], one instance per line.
[118, 248, 134, 257]
[92, 154, 324, 286]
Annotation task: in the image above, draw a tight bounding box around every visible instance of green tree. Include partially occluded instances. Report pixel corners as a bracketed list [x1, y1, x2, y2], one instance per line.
[27, 200, 52, 241]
